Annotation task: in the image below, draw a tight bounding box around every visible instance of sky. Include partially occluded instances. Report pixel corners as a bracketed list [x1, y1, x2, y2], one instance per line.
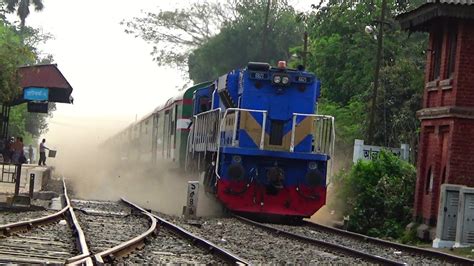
[10, 0, 316, 145]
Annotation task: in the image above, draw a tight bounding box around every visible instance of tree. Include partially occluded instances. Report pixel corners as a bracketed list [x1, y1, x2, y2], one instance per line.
[0, 22, 33, 103]
[188, 0, 304, 82]
[335, 151, 416, 238]
[0, 1, 8, 21]
[122, 1, 235, 70]
[305, 0, 427, 148]
[4, 0, 44, 29]
[1, 18, 54, 142]
[123, 0, 304, 81]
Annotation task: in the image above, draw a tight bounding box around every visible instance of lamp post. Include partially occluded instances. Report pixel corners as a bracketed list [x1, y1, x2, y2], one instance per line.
[367, 0, 387, 145]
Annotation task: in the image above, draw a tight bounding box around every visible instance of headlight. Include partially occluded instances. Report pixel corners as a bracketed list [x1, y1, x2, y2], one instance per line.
[308, 162, 318, 170]
[273, 75, 281, 84]
[282, 76, 289, 85]
[232, 155, 242, 163]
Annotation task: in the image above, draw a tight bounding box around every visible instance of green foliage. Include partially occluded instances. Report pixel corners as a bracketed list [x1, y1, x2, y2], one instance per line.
[4, 0, 44, 28]
[24, 103, 55, 137]
[0, 22, 33, 103]
[1, 8, 54, 141]
[122, 1, 233, 70]
[318, 98, 365, 147]
[125, 0, 304, 83]
[335, 150, 416, 238]
[399, 224, 421, 244]
[8, 104, 26, 137]
[188, 0, 304, 82]
[305, 0, 426, 147]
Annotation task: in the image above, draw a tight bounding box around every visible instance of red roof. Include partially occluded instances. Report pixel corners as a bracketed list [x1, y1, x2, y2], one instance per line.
[14, 64, 74, 105]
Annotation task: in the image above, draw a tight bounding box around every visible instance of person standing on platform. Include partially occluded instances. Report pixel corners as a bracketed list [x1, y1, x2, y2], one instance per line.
[11, 137, 24, 164]
[38, 139, 50, 166]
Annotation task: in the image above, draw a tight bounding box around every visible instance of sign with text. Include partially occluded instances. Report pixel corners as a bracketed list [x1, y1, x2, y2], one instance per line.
[185, 181, 199, 219]
[24, 87, 49, 101]
[353, 139, 409, 163]
[27, 102, 48, 113]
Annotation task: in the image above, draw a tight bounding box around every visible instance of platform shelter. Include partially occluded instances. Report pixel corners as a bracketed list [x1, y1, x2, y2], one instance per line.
[0, 64, 73, 207]
[1, 64, 73, 141]
[397, 0, 474, 239]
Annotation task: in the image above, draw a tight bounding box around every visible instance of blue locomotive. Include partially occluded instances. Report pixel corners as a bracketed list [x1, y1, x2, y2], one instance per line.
[105, 61, 334, 219]
[188, 61, 334, 219]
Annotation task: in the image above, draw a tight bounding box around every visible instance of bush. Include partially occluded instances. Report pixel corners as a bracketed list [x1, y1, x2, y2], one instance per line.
[335, 150, 416, 238]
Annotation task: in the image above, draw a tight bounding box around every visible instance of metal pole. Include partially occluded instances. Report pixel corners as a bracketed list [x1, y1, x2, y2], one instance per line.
[367, 0, 386, 145]
[29, 173, 35, 199]
[261, 0, 272, 61]
[303, 31, 308, 68]
[14, 164, 22, 196]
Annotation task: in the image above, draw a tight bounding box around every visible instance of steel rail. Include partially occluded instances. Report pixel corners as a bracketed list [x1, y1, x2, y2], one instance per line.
[0, 203, 69, 236]
[93, 199, 158, 264]
[303, 220, 474, 265]
[122, 198, 249, 265]
[62, 179, 93, 266]
[0, 178, 93, 265]
[67, 198, 158, 264]
[231, 214, 404, 265]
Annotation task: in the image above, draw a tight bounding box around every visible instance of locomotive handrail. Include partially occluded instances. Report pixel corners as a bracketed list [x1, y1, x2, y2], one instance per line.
[192, 108, 221, 153]
[290, 113, 335, 154]
[215, 108, 268, 180]
[290, 113, 335, 184]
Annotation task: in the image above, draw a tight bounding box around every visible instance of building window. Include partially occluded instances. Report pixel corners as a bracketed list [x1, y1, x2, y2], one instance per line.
[425, 166, 433, 194]
[430, 32, 443, 81]
[441, 167, 447, 184]
[447, 24, 458, 78]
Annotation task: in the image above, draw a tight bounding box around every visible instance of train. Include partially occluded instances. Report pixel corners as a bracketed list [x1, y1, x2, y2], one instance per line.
[105, 61, 335, 220]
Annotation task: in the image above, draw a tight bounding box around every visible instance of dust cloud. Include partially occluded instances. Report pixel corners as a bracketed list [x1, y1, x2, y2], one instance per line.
[310, 146, 354, 226]
[44, 115, 223, 216]
[44, 115, 353, 221]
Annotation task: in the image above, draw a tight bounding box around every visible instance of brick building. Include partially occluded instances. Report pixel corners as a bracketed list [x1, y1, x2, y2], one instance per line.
[397, 0, 474, 236]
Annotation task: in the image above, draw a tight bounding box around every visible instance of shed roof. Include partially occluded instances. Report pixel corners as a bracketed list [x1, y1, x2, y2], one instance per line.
[397, 0, 474, 31]
[10, 64, 74, 106]
[426, 0, 474, 4]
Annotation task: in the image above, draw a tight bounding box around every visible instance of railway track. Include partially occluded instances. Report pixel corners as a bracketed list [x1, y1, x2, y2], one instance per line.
[68, 198, 158, 264]
[0, 179, 90, 264]
[295, 220, 474, 265]
[162, 215, 376, 264]
[2, 177, 474, 264]
[0, 180, 158, 265]
[0, 179, 244, 264]
[117, 199, 248, 264]
[233, 215, 474, 265]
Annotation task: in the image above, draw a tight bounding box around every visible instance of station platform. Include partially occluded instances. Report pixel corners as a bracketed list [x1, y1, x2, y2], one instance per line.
[0, 164, 52, 208]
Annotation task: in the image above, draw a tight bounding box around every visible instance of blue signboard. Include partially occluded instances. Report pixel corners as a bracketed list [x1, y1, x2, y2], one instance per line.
[24, 87, 49, 101]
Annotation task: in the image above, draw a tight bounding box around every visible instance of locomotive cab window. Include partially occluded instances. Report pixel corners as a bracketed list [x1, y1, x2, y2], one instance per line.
[269, 120, 284, 146]
[199, 96, 210, 113]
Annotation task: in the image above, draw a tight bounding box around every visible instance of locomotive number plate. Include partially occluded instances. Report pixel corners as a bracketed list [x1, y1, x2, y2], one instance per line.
[250, 72, 268, 80]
